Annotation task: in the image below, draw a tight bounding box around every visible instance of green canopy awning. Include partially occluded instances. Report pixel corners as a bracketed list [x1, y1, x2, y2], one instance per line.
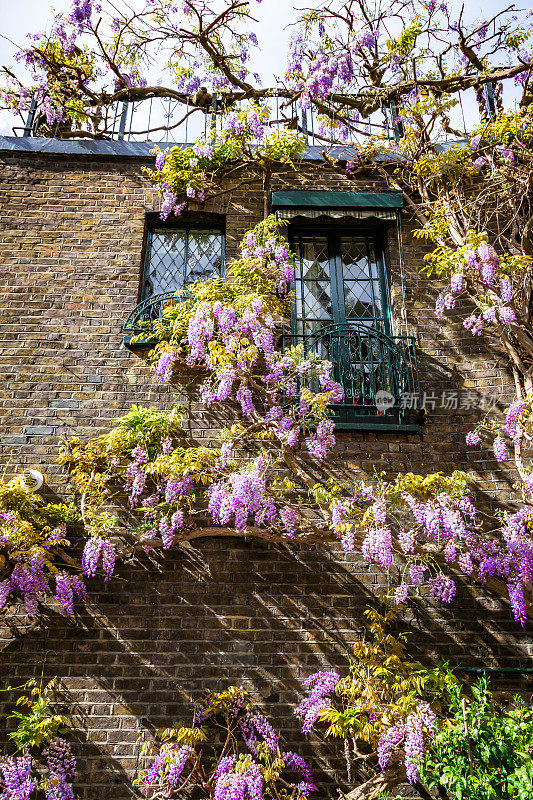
[271, 190, 402, 222]
[271, 190, 403, 208]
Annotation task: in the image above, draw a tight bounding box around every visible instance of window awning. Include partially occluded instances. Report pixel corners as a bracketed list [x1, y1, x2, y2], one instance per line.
[271, 190, 403, 221]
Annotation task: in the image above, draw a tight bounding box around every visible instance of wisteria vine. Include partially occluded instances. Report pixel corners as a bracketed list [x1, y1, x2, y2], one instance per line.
[139, 686, 315, 800]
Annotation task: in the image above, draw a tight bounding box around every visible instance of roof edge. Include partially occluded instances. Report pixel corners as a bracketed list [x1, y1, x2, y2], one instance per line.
[0, 136, 403, 163]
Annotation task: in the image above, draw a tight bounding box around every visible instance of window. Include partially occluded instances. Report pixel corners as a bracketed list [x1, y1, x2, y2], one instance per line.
[289, 228, 390, 335]
[123, 218, 225, 347]
[141, 223, 225, 300]
[285, 224, 420, 430]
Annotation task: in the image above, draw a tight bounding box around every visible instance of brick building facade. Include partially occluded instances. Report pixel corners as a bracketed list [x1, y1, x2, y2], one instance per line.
[0, 137, 531, 798]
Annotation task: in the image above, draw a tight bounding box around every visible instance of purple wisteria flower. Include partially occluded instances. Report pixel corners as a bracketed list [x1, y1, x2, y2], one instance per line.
[0, 752, 36, 800]
[357, 29, 378, 49]
[167, 746, 193, 788]
[435, 289, 455, 317]
[395, 583, 409, 604]
[450, 273, 464, 292]
[499, 306, 517, 325]
[81, 537, 116, 580]
[505, 400, 527, 443]
[499, 277, 513, 302]
[156, 351, 176, 384]
[294, 670, 339, 734]
[466, 430, 481, 446]
[282, 751, 315, 796]
[55, 573, 87, 615]
[493, 436, 509, 463]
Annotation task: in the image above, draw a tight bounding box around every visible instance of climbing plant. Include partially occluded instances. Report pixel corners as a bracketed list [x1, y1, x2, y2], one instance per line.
[2, 0, 533, 797]
[0, 675, 77, 800]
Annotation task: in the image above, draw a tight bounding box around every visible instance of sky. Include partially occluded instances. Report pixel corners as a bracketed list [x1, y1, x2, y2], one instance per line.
[0, 0, 295, 134]
[0, 0, 524, 136]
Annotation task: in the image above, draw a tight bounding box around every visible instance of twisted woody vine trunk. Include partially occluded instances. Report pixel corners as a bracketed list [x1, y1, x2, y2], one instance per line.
[3, 2, 533, 799]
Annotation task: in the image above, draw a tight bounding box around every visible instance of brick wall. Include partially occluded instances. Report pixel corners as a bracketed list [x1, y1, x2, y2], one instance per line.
[0, 148, 530, 799]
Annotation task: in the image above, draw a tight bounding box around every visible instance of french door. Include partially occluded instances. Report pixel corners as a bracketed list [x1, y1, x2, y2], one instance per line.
[288, 227, 394, 424]
[288, 228, 390, 336]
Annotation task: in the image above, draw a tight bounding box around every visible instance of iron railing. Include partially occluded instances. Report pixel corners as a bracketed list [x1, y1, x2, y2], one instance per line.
[14, 93, 401, 145]
[12, 85, 499, 145]
[280, 322, 421, 428]
[123, 290, 191, 346]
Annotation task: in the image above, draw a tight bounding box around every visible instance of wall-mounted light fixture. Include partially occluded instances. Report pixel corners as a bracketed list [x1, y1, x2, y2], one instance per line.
[22, 469, 45, 492]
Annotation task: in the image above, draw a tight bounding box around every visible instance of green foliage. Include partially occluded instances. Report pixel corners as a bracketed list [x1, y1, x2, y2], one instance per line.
[420, 678, 533, 800]
[58, 403, 183, 518]
[4, 677, 67, 751]
[315, 608, 453, 747]
[471, 110, 533, 148]
[388, 471, 474, 502]
[32, 38, 98, 128]
[109, 404, 183, 454]
[0, 475, 74, 583]
[145, 106, 306, 206]
[256, 128, 307, 164]
[419, 228, 530, 281]
[410, 142, 476, 188]
[384, 19, 424, 63]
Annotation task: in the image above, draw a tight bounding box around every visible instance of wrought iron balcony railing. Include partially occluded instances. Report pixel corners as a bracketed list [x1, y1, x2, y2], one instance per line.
[14, 93, 398, 145]
[123, 290, 191, 347]
[280, 322, 422, 430]
[123, 300, 422, 429]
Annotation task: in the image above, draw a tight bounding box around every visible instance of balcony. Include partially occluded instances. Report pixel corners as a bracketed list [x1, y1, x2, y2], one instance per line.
[124, 300, 422, 431]
[280, 322, 422, 431]
[123, 291, 190, 349]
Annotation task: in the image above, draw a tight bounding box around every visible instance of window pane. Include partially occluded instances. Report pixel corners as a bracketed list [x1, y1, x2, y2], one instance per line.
[340, 236, 384, 324]
[186, 229, 224, 282]
[291, 230, 387, 332]
[340, 237, 370, 279]
[293, 235, 333, 326]
[142, 227, 224, 299]
[143, 230, 187, 297]
[344, 282, 382, 320]
[302, 281, 333, 319]
[300, 239, 330, 281]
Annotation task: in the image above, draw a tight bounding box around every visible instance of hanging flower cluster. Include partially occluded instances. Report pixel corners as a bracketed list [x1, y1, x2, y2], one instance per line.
[41, 738, 77, 800]
[140, 686, 315, 799]
[294, 671, 340, 734]
[294, 608, 449, 787]
[377, 706, 436, 784]
[431, 232, 524, 335]
[330, 471, 533, 624]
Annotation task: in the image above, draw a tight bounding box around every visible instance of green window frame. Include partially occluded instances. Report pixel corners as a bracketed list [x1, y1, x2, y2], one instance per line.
[141, 222, 225, 300]
[288, 225, 391, 336]
[285, 223, 420, 431]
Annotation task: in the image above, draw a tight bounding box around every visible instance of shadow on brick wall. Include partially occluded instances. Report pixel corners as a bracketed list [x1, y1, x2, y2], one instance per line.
[1, 538, 531, 799]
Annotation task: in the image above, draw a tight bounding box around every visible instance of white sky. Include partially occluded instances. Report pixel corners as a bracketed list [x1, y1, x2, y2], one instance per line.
[0, 0, 296, 134]
[0, 0, 523, 136]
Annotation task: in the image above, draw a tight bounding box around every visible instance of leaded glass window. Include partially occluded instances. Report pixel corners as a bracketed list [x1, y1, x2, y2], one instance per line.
[142, 226, 224, 299]
[289, 228, 389, 336]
